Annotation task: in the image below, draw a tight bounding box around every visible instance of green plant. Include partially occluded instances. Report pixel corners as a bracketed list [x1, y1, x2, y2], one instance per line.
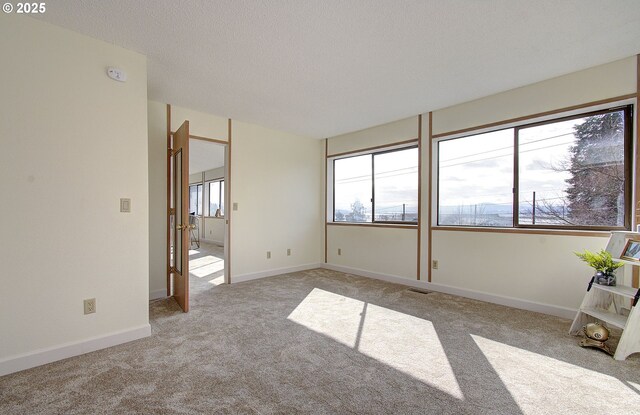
[575, 249, 624, 275]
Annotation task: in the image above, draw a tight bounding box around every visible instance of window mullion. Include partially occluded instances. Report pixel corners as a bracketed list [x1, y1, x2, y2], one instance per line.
[513, 127, 519, 228]
[371, 154, 375, 223]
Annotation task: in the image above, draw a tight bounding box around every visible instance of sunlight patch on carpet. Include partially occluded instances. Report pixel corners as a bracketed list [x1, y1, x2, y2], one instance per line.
[288, 288, 463, 399]
[189, 255, 224, 278]
[471, 334, 640, 413]
[208, 275, 225, 285]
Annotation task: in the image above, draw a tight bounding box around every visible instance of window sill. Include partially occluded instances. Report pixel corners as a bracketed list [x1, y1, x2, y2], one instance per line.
[328, 222, 417, 229]
[432, 226, 611, 237]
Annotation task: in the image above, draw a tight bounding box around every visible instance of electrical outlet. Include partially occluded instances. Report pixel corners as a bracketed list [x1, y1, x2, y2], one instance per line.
[338, 248, 342, 256]
[432, 260, 439, 269]
[267, 251, 271, 259]
[84, 298, 96, 315]
[287, 248, 291, 256]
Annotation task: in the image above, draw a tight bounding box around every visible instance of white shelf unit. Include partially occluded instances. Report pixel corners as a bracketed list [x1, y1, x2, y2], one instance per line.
[569, 282, 640, 360]
[570, 231, 640, 360]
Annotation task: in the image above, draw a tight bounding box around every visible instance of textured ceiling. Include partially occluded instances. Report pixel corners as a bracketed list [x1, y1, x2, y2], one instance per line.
[189, 139, 224, 174]
[35, 1, 640, 138]
[189, 139, 225, 175]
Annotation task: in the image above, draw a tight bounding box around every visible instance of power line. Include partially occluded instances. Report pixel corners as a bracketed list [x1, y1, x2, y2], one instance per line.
[440, 130, 575, 163]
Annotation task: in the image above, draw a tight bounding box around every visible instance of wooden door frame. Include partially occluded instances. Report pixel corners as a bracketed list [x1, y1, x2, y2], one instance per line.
[165, 104, 232, 308]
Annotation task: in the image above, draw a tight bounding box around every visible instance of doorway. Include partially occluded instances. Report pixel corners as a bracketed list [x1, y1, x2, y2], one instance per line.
[167, 119, 230, 312]
[187, 139, 228, 290]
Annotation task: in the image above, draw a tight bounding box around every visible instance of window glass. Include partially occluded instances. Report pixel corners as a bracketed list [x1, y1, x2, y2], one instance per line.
[189, 184, 203, 216]
[220, 180, 225, 216]
[209, 181, 220, 216]
[518, 110, 627, 227]
[374, 148, 418, 222]
[436, 106, 630, 230]
[334, 155, 372, 222]
[438, 129, 513, 226]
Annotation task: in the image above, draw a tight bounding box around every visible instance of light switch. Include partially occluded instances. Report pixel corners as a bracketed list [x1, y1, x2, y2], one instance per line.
[120, 198, 131, 213]
[233, 202, 238, 211]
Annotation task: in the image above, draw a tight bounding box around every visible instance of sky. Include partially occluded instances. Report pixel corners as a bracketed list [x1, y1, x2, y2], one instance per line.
[438, 118, 582, 212]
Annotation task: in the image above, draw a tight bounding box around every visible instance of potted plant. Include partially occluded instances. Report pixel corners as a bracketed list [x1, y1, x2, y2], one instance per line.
[575, 249, 623, 286]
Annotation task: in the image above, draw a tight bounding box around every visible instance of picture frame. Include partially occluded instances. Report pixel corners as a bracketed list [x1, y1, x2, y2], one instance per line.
[621, 239, 640, 262]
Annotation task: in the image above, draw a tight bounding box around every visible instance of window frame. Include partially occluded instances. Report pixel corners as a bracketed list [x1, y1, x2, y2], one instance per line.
[436, 104, 633, 231]
[332, 145, 419, 225]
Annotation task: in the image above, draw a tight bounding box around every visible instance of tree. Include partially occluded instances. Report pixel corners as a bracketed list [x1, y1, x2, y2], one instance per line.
[565, 112, 625, 226]
[348, 199, 367, 222]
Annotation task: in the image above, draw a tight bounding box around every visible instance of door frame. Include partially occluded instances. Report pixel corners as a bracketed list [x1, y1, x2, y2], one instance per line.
[165, 104, 232, 311]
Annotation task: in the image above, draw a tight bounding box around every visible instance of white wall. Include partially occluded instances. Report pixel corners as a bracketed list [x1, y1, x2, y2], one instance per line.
[147, 101, 168, 300]
[203, 217, 225, 245]
[327, 226, 417, 279]
[231, 120, 324, 279]
[0, 15, 150, 375]
[431, 231, 610, 312]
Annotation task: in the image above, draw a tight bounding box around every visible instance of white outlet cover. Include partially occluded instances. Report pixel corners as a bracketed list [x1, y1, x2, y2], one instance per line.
[120, 198, 131, 213]
[107, 67, 127, 82]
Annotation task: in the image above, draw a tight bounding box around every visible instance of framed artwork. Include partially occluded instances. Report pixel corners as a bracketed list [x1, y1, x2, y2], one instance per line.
[621, 239, 640, 262]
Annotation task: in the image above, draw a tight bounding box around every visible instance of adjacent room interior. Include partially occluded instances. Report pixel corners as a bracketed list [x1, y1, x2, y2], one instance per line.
[187, 138, 227, 288]
[2, 2, 640, 413]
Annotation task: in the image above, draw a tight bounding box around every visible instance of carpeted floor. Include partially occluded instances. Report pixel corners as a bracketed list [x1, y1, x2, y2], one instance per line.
[2, 251, 640, 414]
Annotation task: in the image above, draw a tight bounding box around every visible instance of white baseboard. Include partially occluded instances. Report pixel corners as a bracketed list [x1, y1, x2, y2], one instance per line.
[323, 263, 425, 289]
[0, 324, 151, 377]
[233, 263, 323, 284]
[200, 238, 224, 245]
[322, 263, 576, 319]
[149, 289, 167, 301]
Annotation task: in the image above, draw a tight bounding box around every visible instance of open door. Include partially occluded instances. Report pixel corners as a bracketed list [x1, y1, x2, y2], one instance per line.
[168, 121, 190, 312]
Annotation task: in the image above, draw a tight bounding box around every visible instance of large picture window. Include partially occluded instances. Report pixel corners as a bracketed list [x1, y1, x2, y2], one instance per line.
[334, 146, 418, 224]
[437, 105, 632, 230]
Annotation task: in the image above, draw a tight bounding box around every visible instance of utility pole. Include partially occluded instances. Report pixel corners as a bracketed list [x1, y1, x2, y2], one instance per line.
[532, 191, 536, 225]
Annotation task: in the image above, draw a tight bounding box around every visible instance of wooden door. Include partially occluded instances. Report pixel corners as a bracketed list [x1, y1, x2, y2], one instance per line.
[169, 121, 190, 312]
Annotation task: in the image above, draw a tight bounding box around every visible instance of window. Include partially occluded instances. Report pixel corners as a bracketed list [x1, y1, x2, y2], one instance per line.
[208, 180, 224, 216]
[334, 146, 418, 223]
[437, 105, 632, 230]
[189, 184, 203, 215]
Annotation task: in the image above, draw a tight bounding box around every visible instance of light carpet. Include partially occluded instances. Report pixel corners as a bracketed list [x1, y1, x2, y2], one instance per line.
[1, 265, 640, 414]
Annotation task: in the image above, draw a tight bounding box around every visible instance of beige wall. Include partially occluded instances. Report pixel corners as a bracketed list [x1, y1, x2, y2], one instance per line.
[0, 15, 149, 372]
[230, 120, 324, 279]
[328, 116, 419, 155]
[432, 57, 636, 136]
